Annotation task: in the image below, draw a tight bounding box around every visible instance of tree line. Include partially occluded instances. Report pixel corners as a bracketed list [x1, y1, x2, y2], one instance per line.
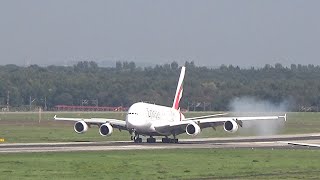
[0, 61, 320, 111]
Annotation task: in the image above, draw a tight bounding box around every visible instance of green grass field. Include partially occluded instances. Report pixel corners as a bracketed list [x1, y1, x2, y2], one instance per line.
[0, 149, 319, 179]
[1, 113, 320, 180]
[0, 111, 320, 143]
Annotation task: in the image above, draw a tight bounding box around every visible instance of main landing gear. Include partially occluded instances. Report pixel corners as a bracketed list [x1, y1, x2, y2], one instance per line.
[134, 137, 142, 143]
[132, 136, 178, 143]
[132, 135, 142, 143]
[161, 135, 179, 143]
[147, 137, 156, 143]
[130, 130, 178, 143]
[132, 135, 155, 143]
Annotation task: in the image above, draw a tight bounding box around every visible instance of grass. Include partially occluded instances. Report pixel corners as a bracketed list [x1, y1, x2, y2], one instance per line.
[0, 149, 319, 179]
[0, 113, 319, 179]
[0, 111, 320, 143]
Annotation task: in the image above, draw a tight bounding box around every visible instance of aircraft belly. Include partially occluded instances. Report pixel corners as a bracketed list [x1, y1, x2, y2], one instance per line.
[152, 126, 174, 136]
[136, 129, 169, 136]
[132, 122, 158, 135]
[135, 124, 171, 136]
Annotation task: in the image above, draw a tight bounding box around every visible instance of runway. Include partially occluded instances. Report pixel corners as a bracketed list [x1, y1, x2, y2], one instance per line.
[1, 133, 320, 153]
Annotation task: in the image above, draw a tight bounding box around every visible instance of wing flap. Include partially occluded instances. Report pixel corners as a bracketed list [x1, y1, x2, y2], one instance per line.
[197, 115, 286, 124]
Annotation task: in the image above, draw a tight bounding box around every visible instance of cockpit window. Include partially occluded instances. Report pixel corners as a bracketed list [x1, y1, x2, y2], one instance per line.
[128, 112, 138, 115]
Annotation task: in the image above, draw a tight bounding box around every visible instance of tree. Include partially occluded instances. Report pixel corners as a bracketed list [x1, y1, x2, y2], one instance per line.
[1, 62, 320, 111]
[170, 61, 179, 70]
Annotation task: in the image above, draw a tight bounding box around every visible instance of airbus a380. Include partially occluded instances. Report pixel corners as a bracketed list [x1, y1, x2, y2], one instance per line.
[54, 66, 286, 143]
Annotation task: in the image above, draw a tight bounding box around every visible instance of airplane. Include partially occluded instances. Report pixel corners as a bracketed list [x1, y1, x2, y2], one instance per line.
[54, 66, 287, 143]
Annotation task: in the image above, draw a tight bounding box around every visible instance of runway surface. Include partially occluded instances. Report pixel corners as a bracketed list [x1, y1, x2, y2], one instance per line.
[1, 133, 320, 153]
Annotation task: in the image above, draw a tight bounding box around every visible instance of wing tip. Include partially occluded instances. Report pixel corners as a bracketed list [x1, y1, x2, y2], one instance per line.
[279, 113, 287, 121]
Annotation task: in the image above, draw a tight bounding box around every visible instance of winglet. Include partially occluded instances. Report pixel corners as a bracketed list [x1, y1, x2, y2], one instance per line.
[54, 115, 57, 120]
[284, 113, 287, 121]
[279, 113, 287, 121]
[172, 66, 186, 110]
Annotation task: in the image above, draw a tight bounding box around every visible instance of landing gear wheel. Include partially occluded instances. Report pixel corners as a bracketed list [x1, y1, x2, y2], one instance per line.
[170, 139, 178, 143]
[162, 137, 171, 143]
[172, 133, 178, 143]
[134, 137, 142, 143]
[147, 137, 156, 143]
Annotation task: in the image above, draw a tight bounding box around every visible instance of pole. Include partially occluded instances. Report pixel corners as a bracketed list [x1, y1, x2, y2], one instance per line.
[44, 96, 47, 110]
[39, 107, 42, 123]
[29, 96, 31, 111]
[6, 91, 9, 111]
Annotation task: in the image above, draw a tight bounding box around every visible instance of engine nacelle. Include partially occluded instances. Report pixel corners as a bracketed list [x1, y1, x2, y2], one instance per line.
[74, 121, 88, 134]
[186, 122, 201, 136]
[99, 123, 113, 136]
[224, 120, 239, 133]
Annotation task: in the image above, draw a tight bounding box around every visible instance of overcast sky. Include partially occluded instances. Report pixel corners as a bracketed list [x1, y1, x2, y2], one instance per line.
[1, 0, 319, 67]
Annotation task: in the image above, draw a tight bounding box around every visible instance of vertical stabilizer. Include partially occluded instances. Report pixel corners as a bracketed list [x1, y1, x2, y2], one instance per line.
[172, 66, 186, 110]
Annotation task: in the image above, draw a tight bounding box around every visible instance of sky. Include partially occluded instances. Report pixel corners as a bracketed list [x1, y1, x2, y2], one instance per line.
[0, 0, 320, 67]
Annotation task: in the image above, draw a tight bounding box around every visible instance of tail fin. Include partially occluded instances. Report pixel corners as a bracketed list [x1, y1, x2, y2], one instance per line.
[172, 66, 186, 110]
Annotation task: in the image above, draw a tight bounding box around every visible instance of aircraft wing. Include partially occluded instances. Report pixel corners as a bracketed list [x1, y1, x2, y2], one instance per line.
[195, 114, 286, 124]
[154, 114, 286, 135]
[53, 115, 127, 130]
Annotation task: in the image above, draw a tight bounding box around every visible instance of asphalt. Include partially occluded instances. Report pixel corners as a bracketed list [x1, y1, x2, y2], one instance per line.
[0, 133, 320, 153]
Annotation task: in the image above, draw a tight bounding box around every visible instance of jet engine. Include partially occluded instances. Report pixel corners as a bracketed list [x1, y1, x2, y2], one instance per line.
[223, 120, 239, 133]
[74, 121, 88, 134]
[99, 123, 113, 136]
[186, 122, 201, 136]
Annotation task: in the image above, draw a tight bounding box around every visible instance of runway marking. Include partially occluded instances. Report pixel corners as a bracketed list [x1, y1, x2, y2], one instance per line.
[1, 133, 320, 153]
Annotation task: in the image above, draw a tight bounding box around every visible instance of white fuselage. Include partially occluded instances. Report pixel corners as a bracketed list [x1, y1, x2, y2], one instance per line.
[125, 102, 185, 136]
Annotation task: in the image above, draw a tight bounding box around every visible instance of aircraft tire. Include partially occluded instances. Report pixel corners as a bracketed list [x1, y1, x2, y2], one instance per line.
[147, 137, 156, 143]
[134, 137, 142, 143]
[162, 138, 171, 143]
[170, 139, 179, 143]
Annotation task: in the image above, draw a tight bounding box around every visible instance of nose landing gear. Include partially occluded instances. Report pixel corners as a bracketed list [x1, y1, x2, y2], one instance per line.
[131, 130, 142, 143]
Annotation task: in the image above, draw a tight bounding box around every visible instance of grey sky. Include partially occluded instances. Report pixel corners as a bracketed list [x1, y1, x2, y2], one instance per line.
[1, 0, 319, 67]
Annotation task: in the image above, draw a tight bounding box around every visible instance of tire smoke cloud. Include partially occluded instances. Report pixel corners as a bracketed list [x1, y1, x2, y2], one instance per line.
[228, 96, 288, 136]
